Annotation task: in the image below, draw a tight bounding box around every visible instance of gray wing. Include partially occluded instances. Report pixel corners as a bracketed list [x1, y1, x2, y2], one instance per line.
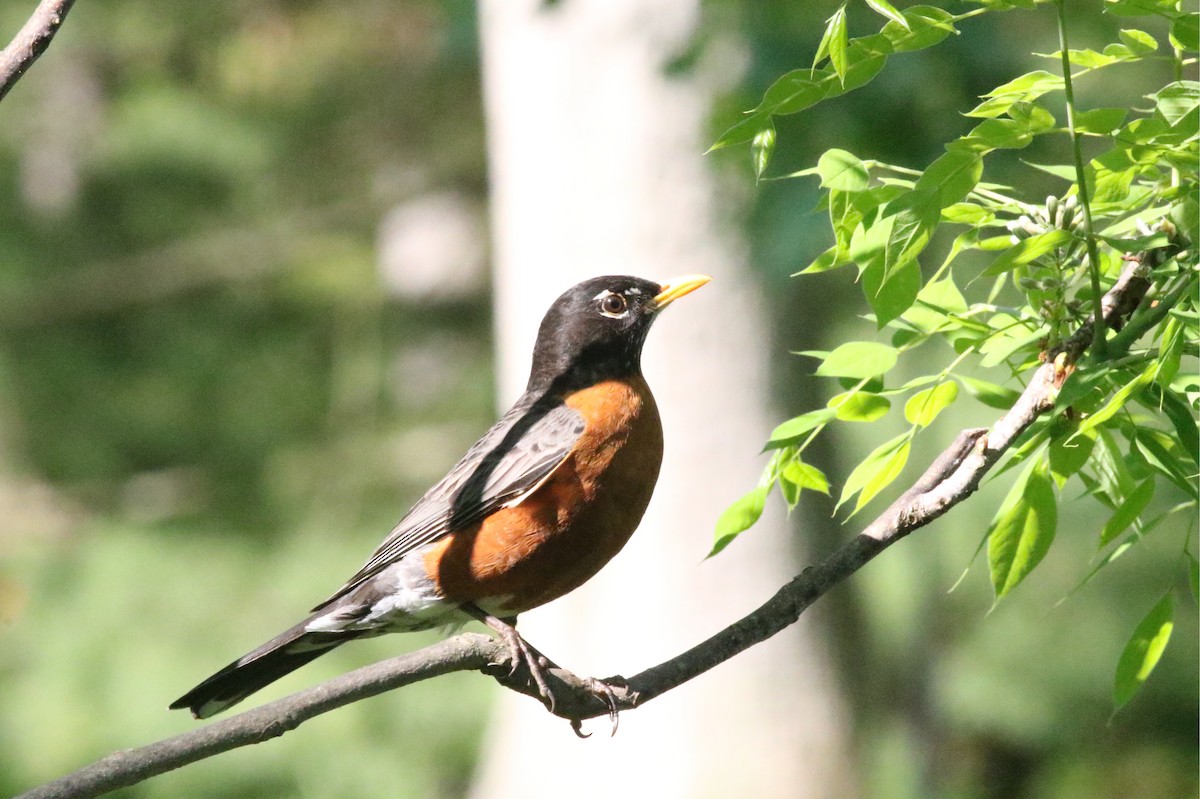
[314, 397, 585, 609]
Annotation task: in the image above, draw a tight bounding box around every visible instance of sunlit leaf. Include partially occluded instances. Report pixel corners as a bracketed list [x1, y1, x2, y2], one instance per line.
[708, 485, 770, 558]
[983, 229, 1076, 275]
[838, 432, 911, 514]
[1100, 477, 1155, 546]
[818, 148, 870, 191]
[765, 407, 838, 449]
[784, 460, 830, 495]
[881, 6, 954, 52]
[866, 0, 907, 28]
[828, 6, 850, 81]
[757, 68, 835, 115]
[1075, 362, 1156, 437]
[863, 257, 921, 327]
[915, 149, 983, 205]
[710, 112, 773, 152]
[828, 391, 891, 422]
[815, 341, 899, 379]
[989, 464, 1057, 600]
[1118, 27, 1158, 54]
[1113, 594, 1174, 710]
[752, 125, 776, 181]
[1153, 81, 1200, 127]
[904, 381, 958, 427]
[1170, 13, 1199, 52]
[1048, 428, 1096, 485]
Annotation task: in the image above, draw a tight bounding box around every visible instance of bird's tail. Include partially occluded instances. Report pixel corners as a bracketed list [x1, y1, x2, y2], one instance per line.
[170, 617, 361, 719]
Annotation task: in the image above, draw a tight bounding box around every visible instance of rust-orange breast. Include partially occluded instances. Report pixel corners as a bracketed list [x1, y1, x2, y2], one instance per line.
[424, 377, 663, 614]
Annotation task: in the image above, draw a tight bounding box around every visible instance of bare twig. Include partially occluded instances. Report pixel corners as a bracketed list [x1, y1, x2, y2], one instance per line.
[16, 246, 1178, 799]
[0, 0, 78, 102]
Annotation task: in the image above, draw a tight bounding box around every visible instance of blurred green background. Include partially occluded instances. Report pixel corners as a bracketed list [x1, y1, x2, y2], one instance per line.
[0, 1, 1195, 797]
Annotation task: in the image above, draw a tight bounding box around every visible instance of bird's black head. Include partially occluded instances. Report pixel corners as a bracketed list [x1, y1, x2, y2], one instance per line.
[526, 274, 710, 393]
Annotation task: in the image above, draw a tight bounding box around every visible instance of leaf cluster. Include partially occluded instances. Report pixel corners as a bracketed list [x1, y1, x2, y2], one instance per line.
[711, 0, 1198, 712]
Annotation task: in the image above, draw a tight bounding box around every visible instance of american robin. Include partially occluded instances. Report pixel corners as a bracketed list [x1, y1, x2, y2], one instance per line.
[170, 273, 710, 719]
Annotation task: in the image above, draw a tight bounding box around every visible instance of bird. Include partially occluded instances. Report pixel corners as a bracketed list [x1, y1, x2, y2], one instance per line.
[170, 273, 711, 719]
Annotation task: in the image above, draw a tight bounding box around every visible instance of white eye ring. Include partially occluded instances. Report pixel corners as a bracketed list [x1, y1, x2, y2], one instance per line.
[596, 291, 629, 318]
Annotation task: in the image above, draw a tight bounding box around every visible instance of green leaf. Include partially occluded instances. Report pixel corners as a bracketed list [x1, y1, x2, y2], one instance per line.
[883, 189, 940, 281]
[838, 432, 911, 514]
[984, 69, 1065, 99]
[829, 390, 891, 422]
[1170, 13, 1199, 52]
[815, 341, 899, 379]
[710, 112, 772, 152]
[1188, 553, 1199, 601]
[863, 257, 921, 327]
[1118, 28, 1158, 54]
[709, 485, 769, 558]
[1132, 431, 1198, 501]
[752, 125, 776, 181]
[818, 148, 870, 191]
[959, 375, 1021, 410]
[865, 0, 908, 28]
[904, 381, 959, 427]
[957, 118, 1035, 151]
[1049, 427, 1096, 485]
[828, 189, 864, 255]
[1104, 0, 1177, 18]
[1154, 81, 1200, 127]
[882, 6, 955, 52]
[797, 245, 850, 276]
[940, 202, 993, 225]
[783, 460, 830, 495]
[839, 35, 892, 92]
[983, 229, 1076, 275]
[1075, 362, 1156, 437]
[1113, 594, 1174, 710]
[1100, 477, 1155, 546]
[915, 150, 983, 205]
[968, 69, 1064, 117]
[765, 407, 837, 449]
[1075, 107, 1129, 134]
[828, 5, 850, 81]
[758, 68, 835, 115]
[989, 465, 1057, 600]
[1008, 101, 1056, 135]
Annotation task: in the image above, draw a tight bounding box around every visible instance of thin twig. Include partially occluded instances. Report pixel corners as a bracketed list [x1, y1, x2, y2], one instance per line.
[1055, 0, 1107, 359]
[16, 245, 1179, 799]
[0, 0, 78, 102]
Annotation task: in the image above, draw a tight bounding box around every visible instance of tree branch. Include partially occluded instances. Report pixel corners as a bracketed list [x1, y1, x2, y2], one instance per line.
[0, 0, 78, 103]
[17, 244, 1180, 799]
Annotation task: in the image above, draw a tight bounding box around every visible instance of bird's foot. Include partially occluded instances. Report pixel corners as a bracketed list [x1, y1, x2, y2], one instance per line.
[570, 675, 625, 738]
[464, 605, 559, 712]
[495, 623, 558, 712]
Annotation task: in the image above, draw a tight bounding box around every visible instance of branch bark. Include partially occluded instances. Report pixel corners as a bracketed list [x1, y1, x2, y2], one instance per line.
[16, 244, 1179, 799]
[0, 0, 77, 103]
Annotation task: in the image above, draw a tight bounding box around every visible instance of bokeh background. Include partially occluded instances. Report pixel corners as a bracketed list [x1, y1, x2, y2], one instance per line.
[0, 1, 1195, 798]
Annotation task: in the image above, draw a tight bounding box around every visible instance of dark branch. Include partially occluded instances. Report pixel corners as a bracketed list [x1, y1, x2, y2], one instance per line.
[16, 245, 1179, 799]
[0, 0, 78, 103]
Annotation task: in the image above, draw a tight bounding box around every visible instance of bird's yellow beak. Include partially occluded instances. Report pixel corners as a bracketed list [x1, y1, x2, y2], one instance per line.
[652, 274, 712, 310]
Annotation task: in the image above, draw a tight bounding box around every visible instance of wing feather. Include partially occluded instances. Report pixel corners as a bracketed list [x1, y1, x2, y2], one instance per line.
[313, 396, 585, 609]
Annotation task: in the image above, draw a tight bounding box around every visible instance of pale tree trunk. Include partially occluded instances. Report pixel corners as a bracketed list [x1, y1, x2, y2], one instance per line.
[473, 1, 856, 797]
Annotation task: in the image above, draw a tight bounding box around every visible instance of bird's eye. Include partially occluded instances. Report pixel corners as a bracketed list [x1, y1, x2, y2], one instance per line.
[599, 293, 628, 317]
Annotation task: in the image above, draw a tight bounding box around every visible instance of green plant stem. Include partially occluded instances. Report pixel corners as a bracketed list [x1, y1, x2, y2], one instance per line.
[1055, 0, 1107, 360]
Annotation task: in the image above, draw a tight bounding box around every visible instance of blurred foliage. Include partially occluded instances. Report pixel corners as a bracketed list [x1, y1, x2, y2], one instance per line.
[0, 1, 493, 797]
[0, 1, 1195, 799]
